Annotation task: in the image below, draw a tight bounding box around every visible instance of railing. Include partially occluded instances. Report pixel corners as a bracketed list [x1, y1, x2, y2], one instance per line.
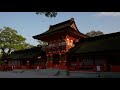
[0, 64, 107, 72]
[0, 65, 46, 71]
[0, 65, 13, 71]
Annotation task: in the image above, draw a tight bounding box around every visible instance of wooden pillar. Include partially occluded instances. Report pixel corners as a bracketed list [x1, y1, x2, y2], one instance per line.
[51, 54, 53, 68]
[57, 54, 60, 68]
[93, 57, 96, 71]
[46, 54, 53, 68]
[67, 55, 71, 70]
[104, 58, 107, 72]
[46, 55, 49, 68]
[80, 56, 83, 68]
[59, 53, 61, 62]
[26, 60, 29, 69]
[59, 53, 67, 70]
[64, 54, 67, 70]
[65, 54, 66, 62]
[77, 56, 80, 70]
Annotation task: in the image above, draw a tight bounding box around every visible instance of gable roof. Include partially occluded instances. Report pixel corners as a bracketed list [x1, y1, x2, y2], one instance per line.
[8, 47, 46, 60]
[68, 32, 120, 54]
[49, 18, 74, 31]
[33, 18, 87, 39]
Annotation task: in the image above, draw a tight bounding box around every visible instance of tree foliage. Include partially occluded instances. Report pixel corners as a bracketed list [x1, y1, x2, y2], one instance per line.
[0, 26, 33, 57]
[37, 40, 48, 46]
[36, 12, 57, 18]
[86, 30, 104, 37]
[0, 60, 4, 65]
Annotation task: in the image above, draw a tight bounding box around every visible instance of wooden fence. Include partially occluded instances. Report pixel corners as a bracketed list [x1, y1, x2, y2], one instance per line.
[0, 65, 46, 71]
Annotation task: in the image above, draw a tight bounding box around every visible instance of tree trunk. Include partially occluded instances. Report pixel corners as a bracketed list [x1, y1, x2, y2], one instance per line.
[0, 47, 5, 61]
[7, 48, 11, 55]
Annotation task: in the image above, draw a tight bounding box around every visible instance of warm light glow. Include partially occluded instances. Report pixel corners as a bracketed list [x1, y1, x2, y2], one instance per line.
[38, 56, 41, 59]
[67, 42, 70, 45]
[66, 38, 69, 41]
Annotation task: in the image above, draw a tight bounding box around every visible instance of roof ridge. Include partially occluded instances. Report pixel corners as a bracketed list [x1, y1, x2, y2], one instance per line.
[49, 18, 74, 29]
[79, 31, 120, 42]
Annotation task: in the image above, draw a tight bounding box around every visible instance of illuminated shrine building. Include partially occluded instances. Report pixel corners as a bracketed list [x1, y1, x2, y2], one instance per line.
[33, 18, 120, 72]
[33, 18, 88, 69]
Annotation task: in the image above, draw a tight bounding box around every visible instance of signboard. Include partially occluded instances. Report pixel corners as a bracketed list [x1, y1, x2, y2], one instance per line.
[71, 63, 77, 66]
[96, 66, 101, 71]
[37, 66, 39, 70]
[4, 60, 7, 62]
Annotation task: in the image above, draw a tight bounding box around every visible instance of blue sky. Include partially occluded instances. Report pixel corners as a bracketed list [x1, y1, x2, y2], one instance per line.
[0, 12, 120, 46]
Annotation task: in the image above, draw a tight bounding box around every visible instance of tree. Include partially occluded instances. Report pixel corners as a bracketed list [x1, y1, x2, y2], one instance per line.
[0, 26, 34, 60]
[86, 30, 104, 37]
[36, 12, 57, 18]
[37, 40, 48, 47]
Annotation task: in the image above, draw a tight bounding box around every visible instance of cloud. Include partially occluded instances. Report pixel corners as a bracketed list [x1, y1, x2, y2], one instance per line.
[96, 12, 120, 16]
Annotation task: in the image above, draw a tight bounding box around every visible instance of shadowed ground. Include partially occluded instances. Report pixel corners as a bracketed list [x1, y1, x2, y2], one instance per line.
[0, 69, 120, 78]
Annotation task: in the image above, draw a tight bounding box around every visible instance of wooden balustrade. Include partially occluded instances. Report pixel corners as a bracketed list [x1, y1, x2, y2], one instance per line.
[0, 64, 46, 71]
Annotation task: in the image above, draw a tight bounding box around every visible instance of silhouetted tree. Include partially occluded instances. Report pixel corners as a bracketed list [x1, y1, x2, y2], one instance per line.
[36, 12, 57, 18]
[86, 30, 104, 37]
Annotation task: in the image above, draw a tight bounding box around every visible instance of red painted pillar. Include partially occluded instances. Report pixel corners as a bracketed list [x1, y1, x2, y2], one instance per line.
[104, 60, 107, 72]
[46, 54, 53, 68]
[59, 53, 67, 70]
[64, 54, 67, 70]
[93, 58, 96, 72]
[77, 57, 80, 70]
[59, 53, 61, 69]
[51, 54, 53, 68]
[46, 55, 48, 68]
[67, 55, 72, 71]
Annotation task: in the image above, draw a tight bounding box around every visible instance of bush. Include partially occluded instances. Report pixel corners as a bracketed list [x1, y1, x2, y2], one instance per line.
[0, 60, 4, 65]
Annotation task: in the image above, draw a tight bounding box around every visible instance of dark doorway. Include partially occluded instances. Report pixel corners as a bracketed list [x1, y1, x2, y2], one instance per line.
[53, 54, 60, 64]
[71, 56, 77, 62]
[106, 64, 111, 71]
[106, 57, 112, 72]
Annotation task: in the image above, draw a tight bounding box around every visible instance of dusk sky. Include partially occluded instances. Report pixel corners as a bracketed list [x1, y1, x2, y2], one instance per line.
[0, 12, 120, 46]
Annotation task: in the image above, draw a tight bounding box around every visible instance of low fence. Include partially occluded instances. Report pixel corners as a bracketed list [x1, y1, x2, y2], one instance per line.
[0, 65, 46, 71]
[68, 64, 106, 72]
[0, 65, 13, 71]
[111, 65, 120, 72]
[1, 64, 119, 72]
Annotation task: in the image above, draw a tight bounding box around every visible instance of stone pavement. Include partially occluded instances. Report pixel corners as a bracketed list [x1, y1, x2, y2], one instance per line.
[0, 69, 120, 78]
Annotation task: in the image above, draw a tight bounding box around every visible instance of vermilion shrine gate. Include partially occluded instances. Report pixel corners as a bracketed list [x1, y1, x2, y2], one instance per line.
[33, 18, 88, 69]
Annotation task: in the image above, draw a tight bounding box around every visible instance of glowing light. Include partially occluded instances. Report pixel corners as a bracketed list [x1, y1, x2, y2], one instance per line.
[66, 38, 69, 41]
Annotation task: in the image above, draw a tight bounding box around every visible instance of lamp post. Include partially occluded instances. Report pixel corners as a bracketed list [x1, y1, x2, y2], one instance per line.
[38, 56, 41, 64]
[37, 56, 41, 70]
[26, 61, 29, 69]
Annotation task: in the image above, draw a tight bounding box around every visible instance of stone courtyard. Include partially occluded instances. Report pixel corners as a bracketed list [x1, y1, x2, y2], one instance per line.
[0, 69, 120, 78]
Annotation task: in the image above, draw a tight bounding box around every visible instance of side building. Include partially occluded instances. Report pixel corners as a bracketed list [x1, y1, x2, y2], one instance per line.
[67, 32, 120, 72]
[7, 46, 46, 69]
